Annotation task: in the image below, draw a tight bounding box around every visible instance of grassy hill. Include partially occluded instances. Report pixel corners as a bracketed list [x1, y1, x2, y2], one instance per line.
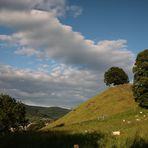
[1, 84, 147, 148]
[25, 105, 70, 122]
[41, 84, 148, 147]
[42, 84, 137, 127]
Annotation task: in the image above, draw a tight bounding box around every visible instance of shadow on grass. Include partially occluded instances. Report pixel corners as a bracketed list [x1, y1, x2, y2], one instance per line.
[130, 137, 148, 148]
[0, 131, 104, 148]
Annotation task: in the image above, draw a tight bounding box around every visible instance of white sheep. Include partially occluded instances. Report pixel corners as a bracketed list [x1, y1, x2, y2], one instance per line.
[127, 121, 131, 124]
[136, 118, 140, 121]
[112, 131, 120, 136]
[84, 130, 88, 133]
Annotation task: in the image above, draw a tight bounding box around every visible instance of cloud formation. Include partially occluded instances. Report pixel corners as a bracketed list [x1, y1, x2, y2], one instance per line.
[0, 10, 134, 74]
[0, 64, 101, 107]
[0, 0, 82, 17]
[0, 1, 135, 107]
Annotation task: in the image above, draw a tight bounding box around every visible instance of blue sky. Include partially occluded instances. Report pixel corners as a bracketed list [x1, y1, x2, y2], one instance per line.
[0, 0, 147, 107]
[61, 0, 148, 53]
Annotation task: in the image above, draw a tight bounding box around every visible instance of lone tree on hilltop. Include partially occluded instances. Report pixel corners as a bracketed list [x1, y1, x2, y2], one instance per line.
[133, 49, 148, 108]
[104, 67, 129, 86]
[0, 94, 27, 133]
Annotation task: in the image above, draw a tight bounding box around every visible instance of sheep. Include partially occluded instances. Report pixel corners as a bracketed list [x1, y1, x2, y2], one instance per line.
[123, 119, 126, 122]
[127, 121, 131, 124]
[84, 130, 88, 133]
[140, 111, 143, 114]
[112, 131, 120, 136]
[136, 118, 140, 121]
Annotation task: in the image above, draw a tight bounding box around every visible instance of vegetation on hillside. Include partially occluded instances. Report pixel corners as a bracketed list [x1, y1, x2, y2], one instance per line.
[133, 49, 148, 108]
[43, 84, 135, 128]
[25, 105, 70, 122]
[24, 105, 70, 130]
[40, 84, 148, 147]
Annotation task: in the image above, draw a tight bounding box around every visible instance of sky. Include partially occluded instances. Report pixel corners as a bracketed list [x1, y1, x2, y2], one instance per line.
[0, 0, 147, 108]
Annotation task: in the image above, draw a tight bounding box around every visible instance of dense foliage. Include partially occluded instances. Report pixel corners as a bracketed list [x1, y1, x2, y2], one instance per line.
[104, 67, 129, 86]
[0, 94, 27, 133]
[133, 49, 148, 108]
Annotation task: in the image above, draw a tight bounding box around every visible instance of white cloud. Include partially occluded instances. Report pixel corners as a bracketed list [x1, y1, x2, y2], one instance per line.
[0, 64, 101, 107]
[0, 10, 134, 76]
[15, 47, 40, 56]
[0, 0, 82, 17]
[66, 5, 83, 17]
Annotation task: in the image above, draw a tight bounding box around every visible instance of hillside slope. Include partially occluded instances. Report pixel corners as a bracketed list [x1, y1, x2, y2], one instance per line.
[41, 84, 148, 136]
[42, 84, 148, 131]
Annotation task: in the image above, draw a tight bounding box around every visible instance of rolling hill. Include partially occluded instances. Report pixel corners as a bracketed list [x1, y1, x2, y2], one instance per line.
[25, 105, 70, 122]
[42, 84, 148, 143]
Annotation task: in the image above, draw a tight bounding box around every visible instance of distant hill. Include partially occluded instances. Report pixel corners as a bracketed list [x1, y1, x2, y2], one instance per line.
[25, 105, 70, 122]
[42, 84, 148, 139]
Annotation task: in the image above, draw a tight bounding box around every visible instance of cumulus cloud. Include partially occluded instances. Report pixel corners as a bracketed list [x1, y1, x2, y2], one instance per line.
[15, 47, 40, 56]
[0, 0, 82, 17]
[0, 10, 134, 75]
[0, 64, 101, 107]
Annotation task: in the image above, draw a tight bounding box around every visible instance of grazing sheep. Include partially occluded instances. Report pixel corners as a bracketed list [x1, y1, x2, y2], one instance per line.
[123, 119, 125, 122]
[136, 118, 140, 121]
[112, 131, 120, 136]
[127, 121, 131, 124]
[84, 130, 88, 133]
[140, 111, 143, 114]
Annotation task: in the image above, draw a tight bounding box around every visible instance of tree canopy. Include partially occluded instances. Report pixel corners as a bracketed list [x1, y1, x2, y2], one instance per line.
[0, 94, 27, 133]
[133, 49, 148, 108]
[104, 67, 129, 86]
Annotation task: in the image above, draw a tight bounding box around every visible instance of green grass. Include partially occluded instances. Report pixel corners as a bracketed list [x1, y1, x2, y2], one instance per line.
[1, 84, 147, 147]
[40, 84, 148, 147]
[42, 84, 147, 129]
